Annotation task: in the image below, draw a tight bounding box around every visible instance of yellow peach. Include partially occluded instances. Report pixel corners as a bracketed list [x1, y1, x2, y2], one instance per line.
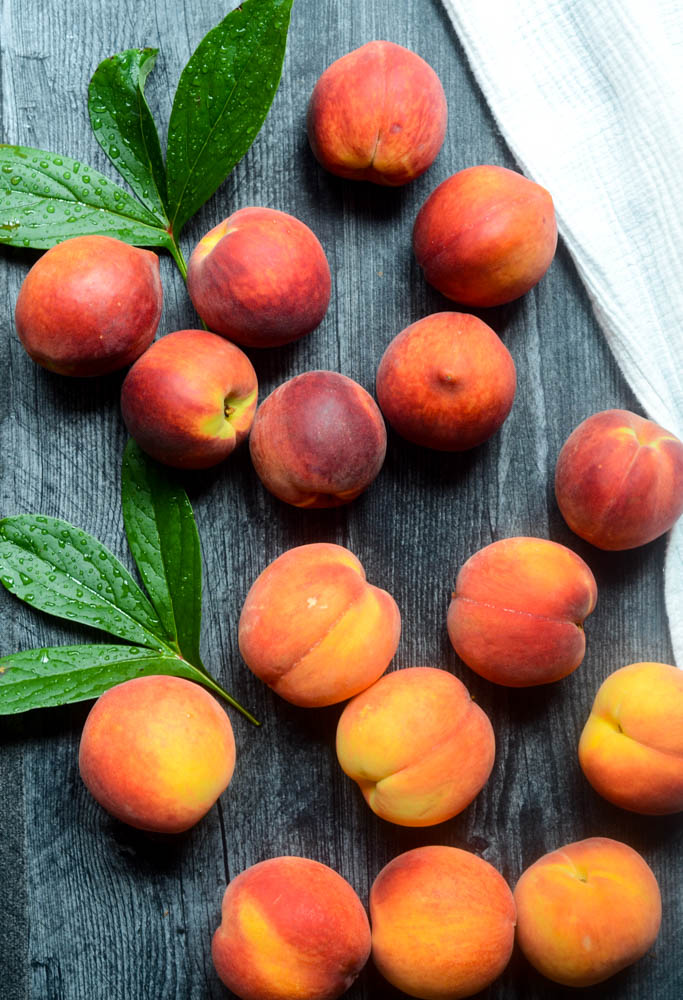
[238, 543, 400, 707]
[336, 667, 494, 826]
[579, 662, 683, 814]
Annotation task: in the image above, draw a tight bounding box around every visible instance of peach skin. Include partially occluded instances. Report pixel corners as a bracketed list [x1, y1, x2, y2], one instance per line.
[307, 41, 447, 186]
[370, 845, 516, 999]
[555, 409, 683, 549]
[447, 537, 597, 686]
[579, 661, 683, 814]
[336, 667, 494, 826]
[239, 543, 400, 707]
[15, 234, 162, 376]
[376, 312, 516, 450]
[187, 207, 331, 348]
[514, 837, 661, 987]
[120, 329, 258, 470]
[79, 675, 235, 834]
[413, 165, 557, 306]
[249, 371, 387, 508]
[211, 856, 371, 1000]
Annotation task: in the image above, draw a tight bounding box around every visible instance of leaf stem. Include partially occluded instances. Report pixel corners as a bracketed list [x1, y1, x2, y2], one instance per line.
[167, 237, 188, 282]
[196, 669, 261, 727]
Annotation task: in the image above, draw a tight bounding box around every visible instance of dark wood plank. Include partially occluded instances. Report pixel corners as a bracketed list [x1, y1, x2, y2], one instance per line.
[1, 1, 680, 998]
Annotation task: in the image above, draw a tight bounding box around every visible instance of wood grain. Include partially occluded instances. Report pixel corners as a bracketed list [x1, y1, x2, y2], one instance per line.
[1, 1, 680, 998]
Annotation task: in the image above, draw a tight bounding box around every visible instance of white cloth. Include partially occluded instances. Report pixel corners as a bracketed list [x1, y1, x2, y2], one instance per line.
[440, 0, 683, 664]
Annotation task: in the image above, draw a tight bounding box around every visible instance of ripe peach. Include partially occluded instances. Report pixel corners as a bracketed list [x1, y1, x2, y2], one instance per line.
[249, 371, 386, 507]
[370, 845, 516, 999]
[555, 409, 683, 549]
[120, 329, 257, 470]
[447, 537, 597, 686]
[579, 662, 683, 814]
[307, 41, 447, 186]
[376, 312, 516, 450]
[336, 667, 494, 826]
[14, 234, 162, 376]
[186, 207, 331, 348]
[239, 543, 400, 707]
[514, 837, 661, 987]
[78, 675, 235, 834]
[413, 165, 557, 306]
[212, 856, 371, 1000]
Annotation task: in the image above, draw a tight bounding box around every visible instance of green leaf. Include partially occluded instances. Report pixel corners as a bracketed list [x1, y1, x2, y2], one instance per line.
[0, 643, 257, 719]
[0, 145, 174, 250]
[0, 515, 166, 650]
[88, 48, 169, 224]
[121, 440, 204, 668]
[165, 0, 293, 239]
[0, 644, 195, 714]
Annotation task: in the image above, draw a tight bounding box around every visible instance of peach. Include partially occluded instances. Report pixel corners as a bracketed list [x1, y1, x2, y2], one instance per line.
[376, 312, 516, 450]
[447, 537, 597, 686]
[514, 837, 661, 987]
[249, 371, 386, 507]
[14, 234, 162, 376]
[239, 543, 400, 707]
[336, 667, 494, 826]
[579, 662, 683, 814]
[186, 207, 331, 348]
[307, 41, 447, 186]
[370, 845, 516, 999]
[120, 329, 257, 469]
[211, 856, 371, 1000]
[78, 675, 235, 833]
[413, 165, 557, 306]
[555, 409, 683, 549]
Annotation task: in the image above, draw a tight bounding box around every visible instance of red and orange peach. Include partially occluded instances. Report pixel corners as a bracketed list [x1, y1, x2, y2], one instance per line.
[336, 667, 494, 826]
[249, 370, 386, 507]
[187, 207, 331, 348]
[579, 661, 683, 814]
[239, 543, 400, 707]
[370, 845, 516, 999]
[15, 234, 162, 376]
[555, 409, 683, 549]
[447, 537, 597, 686]
[376, 312, 516, 450]
[307, 41, 447, 186]
[212, 856, 371, 1000]
[514, 837, 661, 987]
[79, 675, 235, 834]
[413, 165, 557, 306]
[120, 328, 258, 469]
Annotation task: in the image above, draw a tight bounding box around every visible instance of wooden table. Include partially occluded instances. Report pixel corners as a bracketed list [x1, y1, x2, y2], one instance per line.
[1, 1, 680, 998]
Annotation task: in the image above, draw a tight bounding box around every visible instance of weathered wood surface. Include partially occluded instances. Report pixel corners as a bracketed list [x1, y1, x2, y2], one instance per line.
[1, 1, 680, 998]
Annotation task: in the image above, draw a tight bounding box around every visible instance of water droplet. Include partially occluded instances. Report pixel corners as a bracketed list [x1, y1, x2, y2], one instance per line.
[1, 575, 15, 587]
[40, 649, 50, 664]
[62, 171, 71, 180]
[53, 157, 63, 166]
[46, 204, 55, 214]
[82, 175, 90, 184]
[109, 146, 120, 159]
